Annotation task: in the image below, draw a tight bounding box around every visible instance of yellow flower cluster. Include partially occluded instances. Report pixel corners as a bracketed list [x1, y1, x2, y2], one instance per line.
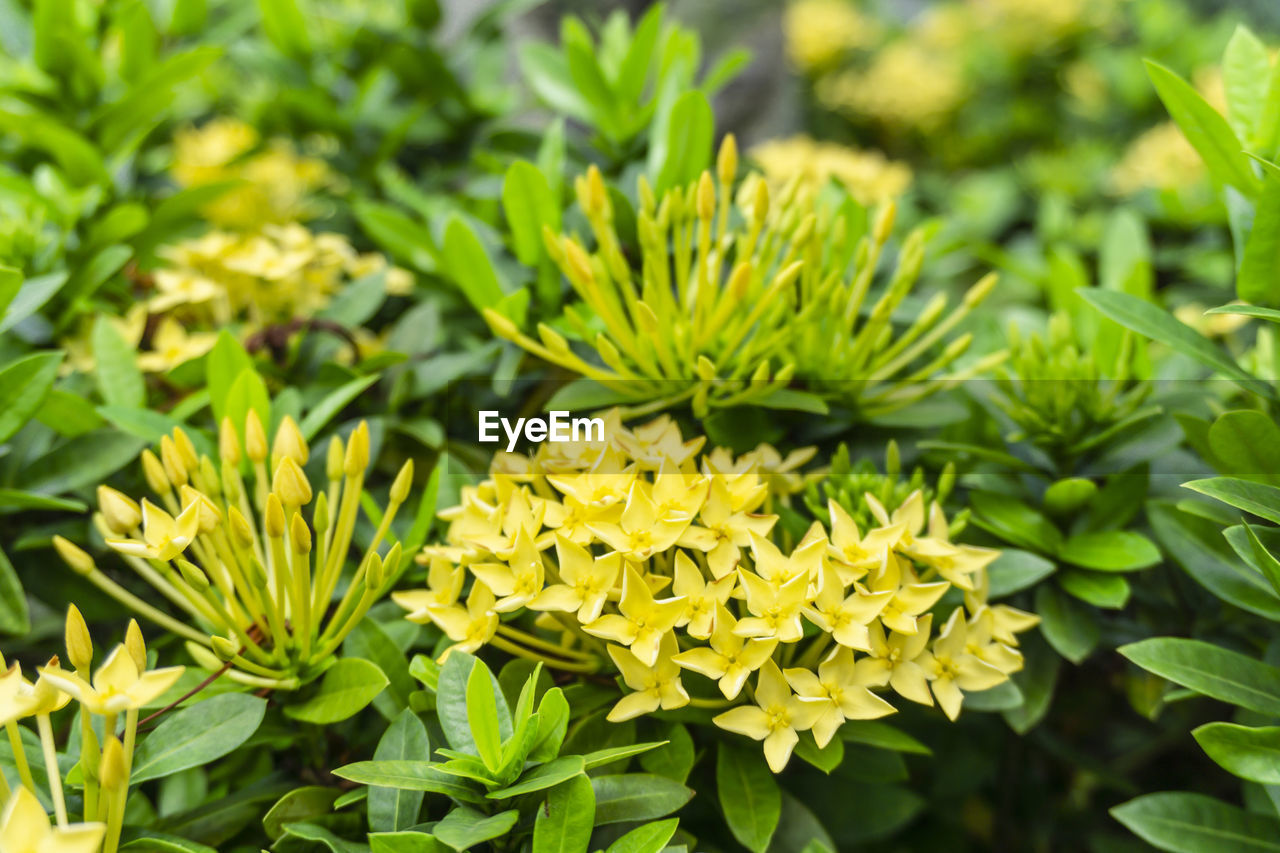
[55, 415, 414, 688]
[394, 413, 1037, 772]
[966, 0, 1093, 54]
[172, 117, 334, 229]
[1, 612, 183, 853]
[750, 135, 912, 206]
[784, 0, 880, 73]
[1108, 122, 1206, 196]
[817, 43, 967, 131]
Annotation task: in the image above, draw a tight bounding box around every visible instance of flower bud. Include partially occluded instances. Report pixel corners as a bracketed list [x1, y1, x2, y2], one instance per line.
[228, 506, 255, 550]
[638, 174, 656, 216]
[753, 177, 769, 224]
[141, 449, 170, 494]
[695, 171, 715, 221]
[390, 459, 414, 505]
[99, 736, 126, 792]
[728, 261, 752, 299]
[245, 409, 268, 464]
[290, 513, 312, 554]
[160, 435, 189, 487]
[65, 605, 93, 672]
[537, 323, 569, 355]
[219, 417, 241, 466]
[344, 422, 370, 477]
[326, 435, 345, 482]
[210, 635, 238, 663]
[54, 536, 96, 576]
[245, 557, 269, 590]
[125, 620, 147, 672]
[717, 134, 738, 188]
[180, 485, 222, 533]
[265, 493, 286, 539]
[365, 551, 385, 590]
[964, 272, 999, 308]
[273, 456, 313, 507]
[696, 355, 717, 381]
[198, 457, 222, 496]
[98, 486, 141, 535]
[563, 239, 595, 286]
[177, 559, 210, 591]
[313, 492, 330, 538]
[873, 201, 897, 245]
[172, 428, 199, 471]
[272, 415, 309, 467]
[484, 307, 521, 340]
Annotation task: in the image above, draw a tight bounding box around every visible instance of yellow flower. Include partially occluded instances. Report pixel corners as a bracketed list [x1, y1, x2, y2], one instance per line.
[583, 566, 686, 666]
[713, 660, 827, 772]
[105, 498, 201, 561]
[784, 0, 879, 71]
[818, 42, 965, 129]
[917, 607, 1008, 720]
[784, 647, 895, 747]
[671, 552, 735, 639]
[469, 529, 546, 613]
[588, 482, 692, 561]
[862, 616, 935, 706]
[866, 551, 949, 635]
[733, 567, 810, 643]
[672, 603, 777, 699]
[1109, 122, 1206, 196]
[606, 633, 689, 721]
[392, 556, 465, 617]
[528, 535, 621, 623]
[135, 318, 218, 374]
[0, 662, 69, 726]
[750, 136, 911, 206]
[38, 645, 183, 716]
[803, 563, 892, 651]
[678, 478, 777, 579]
[825, 498, 905, 581]
[413, 582, 500, 660]
[0, 786, 104, 853]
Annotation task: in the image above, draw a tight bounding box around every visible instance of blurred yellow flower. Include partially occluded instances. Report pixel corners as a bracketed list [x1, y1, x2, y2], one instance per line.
[135, 317, 218, 374]
[750, 135, 911, 205]
[784, 0, 879, 72]
[0, 787, 104, 853]
[818, 43, 965, 130]
[1109, 122, 1206, 195]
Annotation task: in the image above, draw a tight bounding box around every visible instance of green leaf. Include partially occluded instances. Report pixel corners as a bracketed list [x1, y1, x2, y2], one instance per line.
[1058, 530, 1160, 572]
[1078, 289, 1272, 398]
[438, 653, 512, 756]
[257, 0, 309, 59]
[0, 490, 85, 513]
[649, 89, 712, 194]
[97, 406, 188, 446]
[638, 723, 695, 782]
[1035, 584, 1098, 664]
[1206, 303, 1280, 322]
[503, 161, 560, 266]
[206, 332, 255, 425]
[262, 786, 340, 842]
[1224, 25, 1272, 145]
[20, 431, 144, 495]
[1120, 637, 1280, 714]
[1186, 477, 1280, 524]
[333, 761, 482, 803]
[970, 492, 1062, 553]
[369, 710, 429, 833]
[132, 694, 267, 784]
[1043, 478, 1098, 516]
[1209, 410, 1280, 484]
[529, 687, 569, 763]
[277, 822, 367, 852]
[432, 807, 519, 851]
[1151, 503, 1280, 619]
[1059, 570, 1131, 609]
[839, 721, 931, 755]
[466, 659, 505, 772]
[0, 272, 67, 333]
[1240, 522, 1280, 599]
[223, 368, 271, 444]
[442, 216, 509, 318]
[604, 818, 680, 853]
[532, 774, 594, 853]
[590, 774, 694, 825]
[986, 549, 1057, 598]
[1112, 792, 1280, 852]
[353, 200, 437, 272]
[793, 732, 844, 773]
[1239, 178, 1280, 306]
[1193, 722, 1280, 784]
[489, 755, 584, 799]
[519, 43, 592, 121]
[581, 741, 667, 770]
[370, 833, 445, 853]
[1146, 59, 1259, 196]
[0, 545, 28, 636]
[0, 267, 22, 320]
[344, 619, 414, 721]
[284, 658, 389, 724]
[717, 743, 781, 853]
[617, 3, 662, 102]
[0, 352, 63, 443]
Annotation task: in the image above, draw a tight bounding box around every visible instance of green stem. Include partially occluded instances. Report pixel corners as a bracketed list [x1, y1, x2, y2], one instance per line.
[36, 714, 67, 826]
[489, 636, 600, 673]
[5, 722, 35, 793]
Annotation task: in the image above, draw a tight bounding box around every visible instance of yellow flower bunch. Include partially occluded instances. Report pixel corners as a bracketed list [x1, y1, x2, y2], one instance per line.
[153, 224, 411, 331]
[783, 0, 880, 73]
[172, 117, 334, 229]
[394, 414, 1037, 772]
[750, 135, 911, 206]
[817, 43, 967, 131]
[966, 0, 1093, 54]
[1, 610, 183, 853]
[485, 137, 1000, 418]
[1108, 122, 1206, 196]
[54, 415, 414, 688]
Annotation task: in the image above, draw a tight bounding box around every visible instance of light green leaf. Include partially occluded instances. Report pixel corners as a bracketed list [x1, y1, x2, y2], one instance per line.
[333, 761, 482, 803]
[1058, 530, 1160, 572]
[503, 160, 560, 266]
[20, 431, 144, 495]
[1112, 792, 1280, 852]
[488, 755, 583, 799]
[0, 352, 63, 443]
[206, 332, 255, 425]
[581, 741, 667, 770]
[262, 787, 339, 842]
[649, 89, 712, 194]
[839, 721, 931, 755]
[1193, 722, 1280, 784]
[369, 710, 429, 832]
[970, 492, 1062, 553]
[1120, 637, 1280, 714]
[442, 216, 509, 318]
[432, 807, 518, 852]
[986, 549, 1057, 598]
[467, 660, 504, 772]
[533, 774, 594, 853]
[1224, 25, 1272, 145]
[1239, 178, 1280, 306]
[1185, 477, 1280, 525]
[284, 658, 389, 724]
[1209, 410, 1280, 484]
[132, 694, 267, 784]
[353, 200, 437, 273]
[438, 652, 512, 756]
[638, 723, 695, 781]
[370, 833, 445, 853]
[0, 545, 28, 636]
[257, 0, 309, 59]
[604, 818, 680, 853]
[1151, 503, 1280, 619]
[1059, 570, 1131, 609]
[345, 620, 414, 721]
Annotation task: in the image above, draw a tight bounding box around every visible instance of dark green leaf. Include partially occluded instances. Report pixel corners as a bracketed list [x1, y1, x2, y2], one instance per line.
[1120, 637, 1280, 714]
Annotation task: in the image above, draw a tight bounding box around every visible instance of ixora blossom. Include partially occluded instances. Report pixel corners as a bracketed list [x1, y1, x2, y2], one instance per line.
[484, 136, 1002, 419]
[2, 611, 181, 853]
[395, 412, 1038, 772]
[55, 414, 415, 688]
[750, 135, 912, 207]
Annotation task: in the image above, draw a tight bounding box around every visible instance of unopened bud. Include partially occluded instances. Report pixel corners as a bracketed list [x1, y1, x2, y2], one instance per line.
[179, 485, 221, 533]
[160, 435, 189, 487]
[390, 459, 414, 504]
[696, 355, 717, 381]
[695, 171, 715, 221]
[272, 415, 309, 467]
[172, 428, 199, 470]
[753, 178, 769, 223]
[210, 635, 239, 663]
[344, 422, 370, 477]
[873, 202, 897, 245]
[964, 272, 998, 307]
[198, 457, 221, 496]
[563, 239, 594, 286]
[177, 559, 210, 591]
[326, 435, 344, 482]
[228, 506, 255, 549]
[65, 605, 93, 672]
[245, 409, 268, 464]
[99, 737, 126, 791]
[141, 449, 170, 494]
[265, 493, 286, 538]
[728, 262, 752, 298]
[219, 417, 241, 465]
[638, 175, 656, 215]
[583, 165, 609, 219]
[537, 323, 569, 354]
[290, 513, 312, 554]
[124, 620, 147, 672]
[717, 134, 738, 187]
[98, 486, 141, 535]
[273, 456, 313, 507]
[365, 551, 385, 590]
[313, 492, 330, 537]
[484, 307, 521, 340]
[54, 536, 96, 576]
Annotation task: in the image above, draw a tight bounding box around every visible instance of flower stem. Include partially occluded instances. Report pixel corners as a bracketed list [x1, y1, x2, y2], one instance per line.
[489, 636, 600, 673]
[4, 722, 35, 793]
[496, 624, 596, 661]
[36, 714, 67, 826]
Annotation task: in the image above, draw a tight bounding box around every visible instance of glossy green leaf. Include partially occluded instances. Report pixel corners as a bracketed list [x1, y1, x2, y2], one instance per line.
[649, 89, 712, 194]
[1224, 25, 1272, 144]
[1035, 584, 1098, 664]
[717, 743, 781, 853]
[532, 774, 594, 853]
[1209, 410, 1280, 484]
[0, 545, 28, 636]
[0, 352, 63, 444]
[262, 787, 339, 842]
[333, 761, 482, 803]
[604, 818, 680, 853]
[638, 723, 695, 781]
[1239, 177, 1280, 306]
[1185, 477, 1280, 525]
[1058, 530, 1160, 572]
[591, 774, 694, 825]
[369, 832, 445, 853]
[1112, 792, 1280, 852]
[20, 431, 144, 495]
[432, 807, 518, 852]
[1193, 722, 1280, 784]
[438, 652, 512, 756]
[985, 549, 1057, 598]
[132, 694, 267, 784]
[345, 619, 414, 720]
[467, 658, 504, 771]
[284, 658, 389, 724]
[1059, 570, 1131, 609]
[503, 160, 560, 266]
[1147, 59, 1258, 195]
[1120, 637, 1280, 714]
[369, 710, 430, 832]
[442, 216, 508, 318]
[970, 492, 1062, 553]
[489, 755, 584, 800]
[1151, 503, 1280, 619]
